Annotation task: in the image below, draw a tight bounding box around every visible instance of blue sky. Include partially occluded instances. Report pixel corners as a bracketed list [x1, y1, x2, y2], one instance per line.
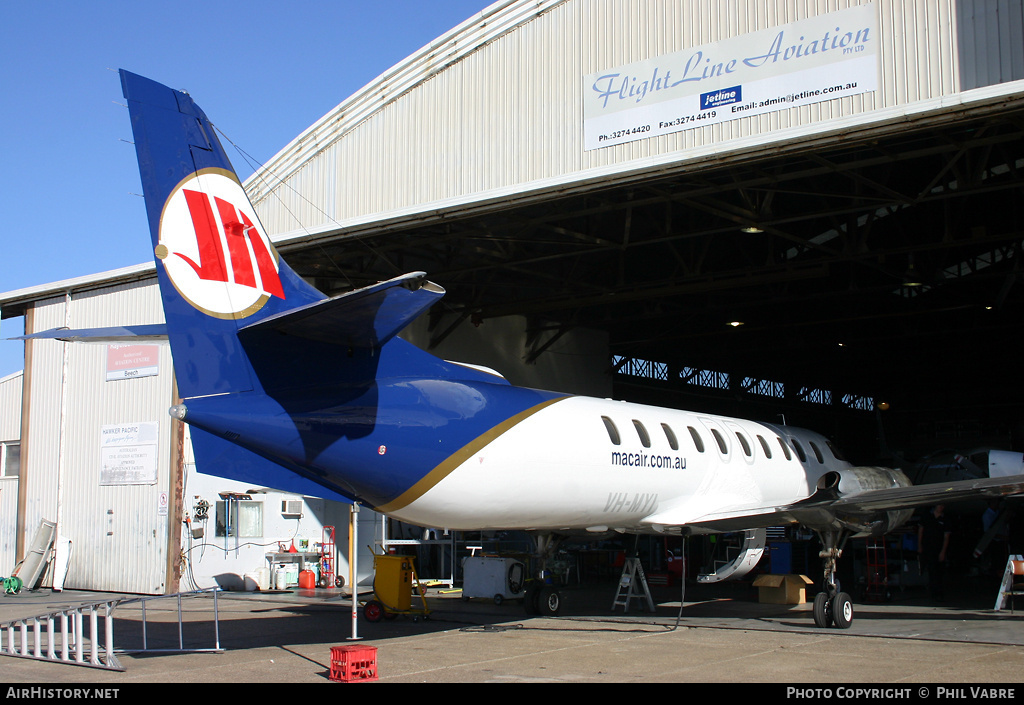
[0, 0, 493, 379]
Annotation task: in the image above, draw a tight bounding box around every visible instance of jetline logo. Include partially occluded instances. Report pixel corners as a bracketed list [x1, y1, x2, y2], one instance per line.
[157, 169, 285, 319]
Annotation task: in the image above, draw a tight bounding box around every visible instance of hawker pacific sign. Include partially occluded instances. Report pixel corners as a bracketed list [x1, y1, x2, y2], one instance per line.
[583, 3, 878, 150]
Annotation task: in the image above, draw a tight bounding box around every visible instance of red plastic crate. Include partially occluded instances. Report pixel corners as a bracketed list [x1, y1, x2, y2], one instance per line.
[329, 645, 378, 683]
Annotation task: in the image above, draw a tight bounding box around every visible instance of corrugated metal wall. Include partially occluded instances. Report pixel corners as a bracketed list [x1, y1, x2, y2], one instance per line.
[957, 0, 1024, 89]
[250, 0, 973, 237]
[0, 372, 23, 575]
[22, 281, 175, 594]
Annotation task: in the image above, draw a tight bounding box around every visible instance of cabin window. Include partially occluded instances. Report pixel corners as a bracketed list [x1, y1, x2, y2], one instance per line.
[826, 441, 847, 461]
[809, 441, 825, 464]
[757, 435, 772, 459]
[602, 416, 621, 445]
[710, 428, 728, 454]
[777, 437, 792, 461]
[633, 420, 651, 448]
[661, 423, 679, 451]
[688, 426, 705, 453]
[791, 439, 807, 463]
[735, 432, 752, 457]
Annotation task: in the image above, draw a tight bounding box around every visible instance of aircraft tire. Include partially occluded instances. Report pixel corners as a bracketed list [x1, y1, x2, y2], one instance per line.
[812, 591, 833, 628]
[832, 592, 854, 629]
[538, 586, 561, 616]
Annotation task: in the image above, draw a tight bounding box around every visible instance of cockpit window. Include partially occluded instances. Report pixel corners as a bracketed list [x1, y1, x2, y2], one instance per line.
[688, 426, 705, 453]
[661, 423, 679, 451]
[633, 420, 651, 448]
[757, 435, 772, 459]
[602, 416, 621, 445]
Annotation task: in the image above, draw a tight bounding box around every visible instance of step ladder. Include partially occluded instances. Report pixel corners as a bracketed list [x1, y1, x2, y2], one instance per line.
[611, 557, 655, 613]
[994, 554, 1024, 611]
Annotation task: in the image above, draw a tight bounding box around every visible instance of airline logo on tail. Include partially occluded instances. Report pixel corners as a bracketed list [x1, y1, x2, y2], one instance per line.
[157, 169, 284, 319]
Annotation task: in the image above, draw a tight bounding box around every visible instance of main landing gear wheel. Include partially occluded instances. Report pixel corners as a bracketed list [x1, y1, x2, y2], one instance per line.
[831, 592, 853, 629]
[538, 586, 561, 616]
[812, 592, 833, 628]
[813, 529, 854, 629]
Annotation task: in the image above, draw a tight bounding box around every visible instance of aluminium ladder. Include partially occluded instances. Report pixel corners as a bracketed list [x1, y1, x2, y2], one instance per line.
[611, 557, 655, 613]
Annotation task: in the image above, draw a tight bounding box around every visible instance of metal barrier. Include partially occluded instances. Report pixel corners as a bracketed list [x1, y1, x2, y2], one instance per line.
[0, 588, 223, 671]
[116, 588, 223, 655]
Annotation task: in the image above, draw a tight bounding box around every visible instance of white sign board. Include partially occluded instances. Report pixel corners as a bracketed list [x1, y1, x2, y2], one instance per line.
[100, 422, 159, 485]
[106, 344, 160, 381]
[583, 3, 878, 150]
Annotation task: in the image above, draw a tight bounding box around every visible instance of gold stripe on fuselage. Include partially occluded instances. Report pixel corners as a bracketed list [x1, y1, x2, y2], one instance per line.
[374, 396, 567, 514]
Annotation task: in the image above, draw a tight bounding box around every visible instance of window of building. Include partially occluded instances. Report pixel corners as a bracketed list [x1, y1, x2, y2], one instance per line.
[215, 500, 263, 538]
[0, 442, 19, 478]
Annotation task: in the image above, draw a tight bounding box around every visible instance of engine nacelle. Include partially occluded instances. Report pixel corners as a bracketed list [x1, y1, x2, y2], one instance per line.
[814, 466, 914, 536]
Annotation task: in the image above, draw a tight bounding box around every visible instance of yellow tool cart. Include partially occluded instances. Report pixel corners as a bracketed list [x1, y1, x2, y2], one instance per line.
[363, 552, 431, 622]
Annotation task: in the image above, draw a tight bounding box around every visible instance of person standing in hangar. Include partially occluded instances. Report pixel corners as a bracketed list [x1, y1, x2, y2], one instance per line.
[919, 504, 952, 601]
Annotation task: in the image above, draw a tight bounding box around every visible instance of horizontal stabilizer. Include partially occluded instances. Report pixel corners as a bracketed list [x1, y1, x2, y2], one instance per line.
[238, 272, 443, 349]
[189, 427, 353, 503]
[16, 324, 168, 343]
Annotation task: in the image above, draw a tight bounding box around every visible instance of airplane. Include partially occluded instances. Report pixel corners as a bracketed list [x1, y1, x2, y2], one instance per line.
[24, 70, 1024, 629]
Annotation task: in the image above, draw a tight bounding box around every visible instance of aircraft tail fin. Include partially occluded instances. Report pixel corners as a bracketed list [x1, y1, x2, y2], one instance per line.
[122, 70, 455, 401]
[121, 70, 384, 399]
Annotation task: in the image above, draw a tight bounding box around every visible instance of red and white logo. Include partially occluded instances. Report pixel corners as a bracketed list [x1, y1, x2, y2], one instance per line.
[158, 169, 284, 319]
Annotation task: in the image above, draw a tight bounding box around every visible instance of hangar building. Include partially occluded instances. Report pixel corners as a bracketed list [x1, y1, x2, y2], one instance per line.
[1, 0, 1022, 595]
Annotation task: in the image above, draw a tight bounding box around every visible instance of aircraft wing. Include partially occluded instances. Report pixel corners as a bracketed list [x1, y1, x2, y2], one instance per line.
[14, 324, 168, 343]
[822, 473, 1024, 512]
[643, 473, 1024, 534]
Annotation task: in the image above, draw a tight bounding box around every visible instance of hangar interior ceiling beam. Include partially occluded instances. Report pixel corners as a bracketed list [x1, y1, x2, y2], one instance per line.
[279, 106, 1024, 451]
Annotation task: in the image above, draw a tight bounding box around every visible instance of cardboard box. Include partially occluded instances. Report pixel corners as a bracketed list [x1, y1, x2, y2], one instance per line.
[752, 574, 814, 604]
